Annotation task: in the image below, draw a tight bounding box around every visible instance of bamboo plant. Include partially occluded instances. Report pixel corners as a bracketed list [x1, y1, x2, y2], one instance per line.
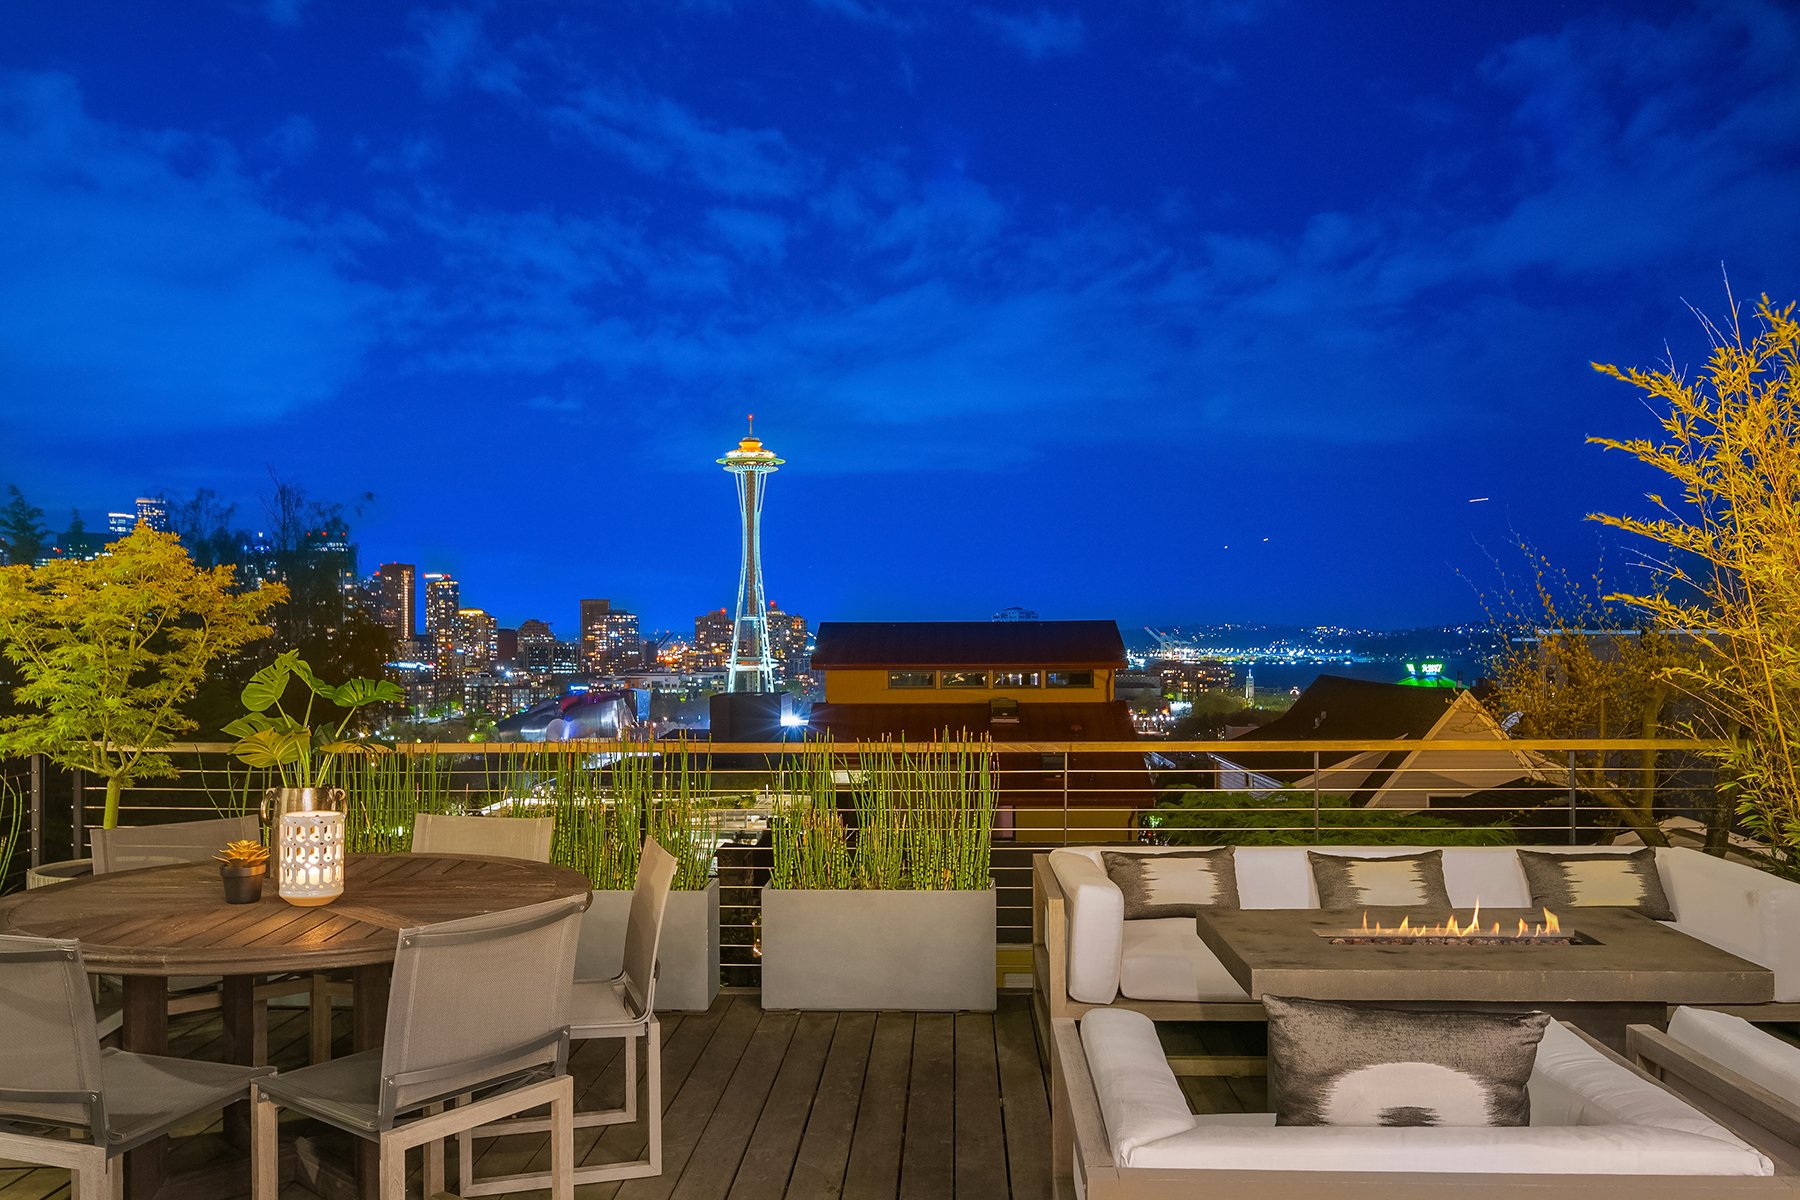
[770, 734, 995, 891]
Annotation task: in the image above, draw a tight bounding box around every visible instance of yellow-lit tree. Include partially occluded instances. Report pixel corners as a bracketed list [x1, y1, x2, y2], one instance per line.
[1590, 294, 1800, 865]
[0, 526, 286, 828]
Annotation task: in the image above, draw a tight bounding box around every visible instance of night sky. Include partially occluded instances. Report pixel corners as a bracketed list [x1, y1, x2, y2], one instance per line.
[3, 2, 1796, 638]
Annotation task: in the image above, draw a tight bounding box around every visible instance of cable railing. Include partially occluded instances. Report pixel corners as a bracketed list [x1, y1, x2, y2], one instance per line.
[1, 737, 1749, 989]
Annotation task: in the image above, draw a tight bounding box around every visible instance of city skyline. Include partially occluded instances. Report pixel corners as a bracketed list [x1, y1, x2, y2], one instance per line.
[3, 3, 1796, 631]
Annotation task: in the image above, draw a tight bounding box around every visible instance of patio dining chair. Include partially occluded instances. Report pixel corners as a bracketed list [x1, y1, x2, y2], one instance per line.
[303, 810, 562, 1063]
[0, 934, 273, 1199]
[90, 815, 310, 1061]
[410, 812, 556, 861]
[89, 814, 260, 875]
[458, 839, 679, 1193]
[250, 892, 587, 1200]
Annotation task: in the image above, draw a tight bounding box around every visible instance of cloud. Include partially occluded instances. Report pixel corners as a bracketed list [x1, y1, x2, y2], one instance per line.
[401, 7, 523, 97]
[0, 71, 383, 434]
[259, 0, 310, 27]
[264, 114, 317, 163]
[705, 207, 790, 263]
[549, 86, 819, 198]
[974, 8, 1085, 60]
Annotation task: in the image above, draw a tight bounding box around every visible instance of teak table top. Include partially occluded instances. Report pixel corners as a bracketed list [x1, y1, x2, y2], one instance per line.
[0, 852, 592, 976]
[1194, 906, 1775, 1004]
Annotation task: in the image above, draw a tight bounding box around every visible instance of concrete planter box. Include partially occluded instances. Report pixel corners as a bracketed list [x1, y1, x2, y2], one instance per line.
[760, 885, 997, 1012]
[576, 879, 720, 1012]
[26, 858, 93, 889]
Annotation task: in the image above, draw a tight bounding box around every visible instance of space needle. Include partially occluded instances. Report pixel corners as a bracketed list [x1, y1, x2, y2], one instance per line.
[717, 416, 784, 693]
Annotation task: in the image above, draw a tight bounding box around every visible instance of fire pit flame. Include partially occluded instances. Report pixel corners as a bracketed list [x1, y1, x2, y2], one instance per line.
[1328, 904, 1572, 945]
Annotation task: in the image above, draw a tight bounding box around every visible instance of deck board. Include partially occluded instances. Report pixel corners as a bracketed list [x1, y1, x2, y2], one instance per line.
[1, 994, 1093, 1200]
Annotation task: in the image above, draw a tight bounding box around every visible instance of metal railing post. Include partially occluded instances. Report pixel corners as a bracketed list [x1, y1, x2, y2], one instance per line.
[28, 753, 43, 869]
[1312, 751, 1322, 844]
[72, 773, 85, 860]
[1567, 751, 1578, 845]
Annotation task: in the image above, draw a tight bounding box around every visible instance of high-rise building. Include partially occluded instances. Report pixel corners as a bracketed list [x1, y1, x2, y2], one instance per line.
[424, 573, 460, 671]
[135, 497, 169, 532]
[375, 563, 417, 644]
[767, 603, 810, 678]
[693, 609, 733, 670]
[454, 608, 498, 671]
[517, 619, 557, 673]
[581, 599, 643, 674]
[717, 417, 783, 692]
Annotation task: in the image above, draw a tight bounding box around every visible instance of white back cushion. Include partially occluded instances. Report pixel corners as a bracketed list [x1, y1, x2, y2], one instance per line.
[1669, 1006, 1800, 1104]
[1078, 1009, 1195, 1158]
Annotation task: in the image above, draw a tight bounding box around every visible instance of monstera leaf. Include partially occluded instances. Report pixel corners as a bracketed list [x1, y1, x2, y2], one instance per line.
[240, 650, 302, 713]
[333, 677, 404, 709]
[230, 726, 312, 770]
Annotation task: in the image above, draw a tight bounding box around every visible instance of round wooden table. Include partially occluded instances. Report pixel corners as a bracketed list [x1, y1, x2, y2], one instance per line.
[0, 852, 592, 1199]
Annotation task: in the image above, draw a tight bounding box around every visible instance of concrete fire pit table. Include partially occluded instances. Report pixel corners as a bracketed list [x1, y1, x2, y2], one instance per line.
[1194, 906, 1773, 1046]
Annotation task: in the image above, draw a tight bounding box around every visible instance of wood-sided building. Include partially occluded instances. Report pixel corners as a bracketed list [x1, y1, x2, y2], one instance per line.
[806, 620, 1151, 839]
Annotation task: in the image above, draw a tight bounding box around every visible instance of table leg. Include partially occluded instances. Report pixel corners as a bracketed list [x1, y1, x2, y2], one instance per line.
[121, 976, 169, 1200]
[352, 965, 391, 1200]
[221, 976, 256, 1146]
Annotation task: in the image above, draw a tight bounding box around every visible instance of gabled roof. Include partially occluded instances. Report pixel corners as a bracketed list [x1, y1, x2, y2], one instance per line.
[809, 620, 1125, 669]
[1214, 675, 1466, 779]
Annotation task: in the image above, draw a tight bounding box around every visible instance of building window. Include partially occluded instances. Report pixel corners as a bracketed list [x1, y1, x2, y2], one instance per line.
[941, 669, 988, 688]
[1046, 670, 1094, 688]
[887, 670, 935, 688]
[993, 670, 1040, 688]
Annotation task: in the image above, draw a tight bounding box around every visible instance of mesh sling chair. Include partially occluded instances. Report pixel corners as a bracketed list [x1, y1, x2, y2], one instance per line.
[304, 810, 561, 1064]
[458, 838, 679, 1193]
[0, 934, 272, 1200]
[250, 892, 587, 1200]
[410, 812, 556, 862]
[89, 814, 312, 1061]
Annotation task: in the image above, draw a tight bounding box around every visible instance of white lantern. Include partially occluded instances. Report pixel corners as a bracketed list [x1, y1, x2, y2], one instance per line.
[264, 787, 347, 907]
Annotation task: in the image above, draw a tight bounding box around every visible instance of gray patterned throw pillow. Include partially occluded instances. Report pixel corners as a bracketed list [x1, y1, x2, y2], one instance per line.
[1517, 848, 1674, 920]
[1264, 995, 1550, 1127]
[1309, 850, 1452, 909]
[1101, 848, 1239, 919]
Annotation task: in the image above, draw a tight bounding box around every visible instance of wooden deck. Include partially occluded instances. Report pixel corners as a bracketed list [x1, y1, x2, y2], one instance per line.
[0, 991, 1074, 1200]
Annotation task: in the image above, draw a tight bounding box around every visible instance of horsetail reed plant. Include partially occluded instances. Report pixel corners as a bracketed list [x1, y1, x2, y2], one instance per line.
[0, 772, 22, 893]
[341, 748, 456, 853]
[770, 737, 852, 889]
[770, 734, 994, 890]
[470, 742, 716, 890]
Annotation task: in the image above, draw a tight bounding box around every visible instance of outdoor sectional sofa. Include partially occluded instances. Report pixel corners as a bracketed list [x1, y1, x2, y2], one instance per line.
[1052, 1007, 1788, 1199]
[1032, 844, 1800, 1027]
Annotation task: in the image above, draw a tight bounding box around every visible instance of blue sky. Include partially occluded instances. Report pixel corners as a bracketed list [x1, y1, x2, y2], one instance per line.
[2, 1, 1796, 638]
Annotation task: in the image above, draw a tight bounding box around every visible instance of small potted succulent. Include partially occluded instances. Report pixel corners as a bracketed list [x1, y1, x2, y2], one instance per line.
[214, 838, 270, 904]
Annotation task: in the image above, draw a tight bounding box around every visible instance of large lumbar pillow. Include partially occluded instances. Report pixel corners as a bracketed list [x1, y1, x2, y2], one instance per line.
[1265, 995, 1551, 1127]
[1517, 848, 1674, 920]
[1309, 850, 1452, 909]
[1102, 848, 1239, 919]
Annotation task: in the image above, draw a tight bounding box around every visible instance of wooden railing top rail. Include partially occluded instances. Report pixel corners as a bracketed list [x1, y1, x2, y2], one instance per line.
[120, 737, 1731, 756]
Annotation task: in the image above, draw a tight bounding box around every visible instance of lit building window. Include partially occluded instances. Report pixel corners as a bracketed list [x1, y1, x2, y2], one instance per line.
[994, 670, 1041, 688]
[941, 669, 989, 688]
[886, 670, 935, 689]
[1046, 670, 1094, 688]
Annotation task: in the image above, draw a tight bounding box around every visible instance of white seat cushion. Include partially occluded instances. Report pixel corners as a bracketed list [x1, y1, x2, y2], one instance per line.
[1117, 919, 1250, 1002]
[1125, 1122, 1772, 1174]
[1669, 1006, 1800, 1105]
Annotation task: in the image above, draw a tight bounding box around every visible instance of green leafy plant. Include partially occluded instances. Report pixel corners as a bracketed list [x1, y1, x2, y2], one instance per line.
[0, 526, 284, 828]
[223, 650, 403, 788]
[341, 747, 457, 853]
[1590, 293, 1800, 867]
[771, 736, 995, 890]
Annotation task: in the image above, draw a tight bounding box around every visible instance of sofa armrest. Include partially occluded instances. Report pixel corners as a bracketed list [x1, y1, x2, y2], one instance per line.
[1628, 1023, 1800, 1161]
[1048, 849, 1126, 1005]
[1657, 848, 1800, 1002]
